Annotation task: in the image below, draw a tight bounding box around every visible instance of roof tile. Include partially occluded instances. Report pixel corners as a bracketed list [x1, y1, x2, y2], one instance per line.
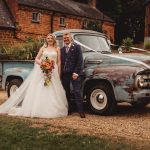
[0, 0, 15, 29]
[17, 0, 114, 22]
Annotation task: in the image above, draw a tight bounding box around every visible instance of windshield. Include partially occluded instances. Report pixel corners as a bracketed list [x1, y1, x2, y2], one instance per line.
[74, 34, 111, 52]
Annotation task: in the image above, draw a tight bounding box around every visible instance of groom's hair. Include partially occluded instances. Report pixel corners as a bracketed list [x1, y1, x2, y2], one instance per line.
[63, 32, 71, 37]
[63, 32, 73, 42]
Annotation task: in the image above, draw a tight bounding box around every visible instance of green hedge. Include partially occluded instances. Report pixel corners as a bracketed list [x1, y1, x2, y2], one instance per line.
[0, 39, 43, 60]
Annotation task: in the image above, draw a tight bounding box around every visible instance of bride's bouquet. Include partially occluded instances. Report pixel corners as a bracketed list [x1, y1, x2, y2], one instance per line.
[40, 56, 55, 86]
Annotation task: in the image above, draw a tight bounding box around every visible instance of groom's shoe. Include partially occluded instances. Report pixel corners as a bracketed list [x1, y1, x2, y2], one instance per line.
[68, 110, 72, 115]
[79, 112, 85, 118]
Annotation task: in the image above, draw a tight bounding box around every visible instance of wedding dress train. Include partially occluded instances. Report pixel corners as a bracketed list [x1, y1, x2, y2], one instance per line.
[0, 49, 68, 118]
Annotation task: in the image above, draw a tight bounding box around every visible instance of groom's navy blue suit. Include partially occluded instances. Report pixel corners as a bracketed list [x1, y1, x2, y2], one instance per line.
[61, 42, 84, 113]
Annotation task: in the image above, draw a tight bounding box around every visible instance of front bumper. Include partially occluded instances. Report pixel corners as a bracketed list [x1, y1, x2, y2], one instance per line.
[133, 89, 150, 103]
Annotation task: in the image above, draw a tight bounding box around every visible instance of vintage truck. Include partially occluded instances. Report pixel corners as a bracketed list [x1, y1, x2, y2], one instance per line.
[0, 29, 150, 115]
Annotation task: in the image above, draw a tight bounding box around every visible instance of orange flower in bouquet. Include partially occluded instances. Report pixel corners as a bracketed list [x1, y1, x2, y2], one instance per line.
[40, 56, 55, 86]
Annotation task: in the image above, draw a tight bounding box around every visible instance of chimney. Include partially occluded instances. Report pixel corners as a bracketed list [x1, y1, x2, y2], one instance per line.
[5, 0, 18, 18]
[88, 0, 96, 8]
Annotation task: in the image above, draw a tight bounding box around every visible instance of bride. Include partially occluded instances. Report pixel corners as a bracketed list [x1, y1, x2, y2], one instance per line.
[0, 33, 68, 118]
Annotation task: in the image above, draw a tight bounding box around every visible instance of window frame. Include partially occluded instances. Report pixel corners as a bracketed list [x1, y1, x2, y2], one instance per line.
[73, 34, 111, 53]
[59, 17, 66, 26]
[32, 12, 41, 23]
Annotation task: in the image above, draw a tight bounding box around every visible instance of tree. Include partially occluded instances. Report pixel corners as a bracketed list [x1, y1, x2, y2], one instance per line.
[97, 0, 122, 21]
[75, 0, 146, 44]
[117, 0, 145, 43]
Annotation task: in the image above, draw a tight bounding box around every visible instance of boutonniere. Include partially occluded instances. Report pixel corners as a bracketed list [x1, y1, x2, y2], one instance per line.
[71, 46, 74, 51]
[70, 43, 75, 51]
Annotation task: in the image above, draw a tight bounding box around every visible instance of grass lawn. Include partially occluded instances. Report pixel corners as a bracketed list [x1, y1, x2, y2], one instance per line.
[0, 115, 143, 150]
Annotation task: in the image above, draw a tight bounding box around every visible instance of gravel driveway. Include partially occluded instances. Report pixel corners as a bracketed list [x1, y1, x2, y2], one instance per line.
[0, 91, 150, 148]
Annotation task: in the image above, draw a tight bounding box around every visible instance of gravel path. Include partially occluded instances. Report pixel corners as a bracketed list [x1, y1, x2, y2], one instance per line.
[0, 91, 150, 148]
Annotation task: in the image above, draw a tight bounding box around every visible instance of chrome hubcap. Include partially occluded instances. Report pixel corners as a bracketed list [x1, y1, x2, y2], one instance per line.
[90, 89, 107, 110]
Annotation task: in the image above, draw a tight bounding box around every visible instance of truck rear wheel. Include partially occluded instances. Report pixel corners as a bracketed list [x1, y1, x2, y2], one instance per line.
[87, 83, 116, 115]
[7, 79, 22, 97]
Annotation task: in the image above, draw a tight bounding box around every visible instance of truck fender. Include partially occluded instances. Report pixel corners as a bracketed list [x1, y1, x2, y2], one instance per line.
[82, 77, 118, 101]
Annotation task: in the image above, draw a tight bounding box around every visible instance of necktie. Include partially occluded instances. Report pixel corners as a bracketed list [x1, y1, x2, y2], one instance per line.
[66, 46, 69, 53]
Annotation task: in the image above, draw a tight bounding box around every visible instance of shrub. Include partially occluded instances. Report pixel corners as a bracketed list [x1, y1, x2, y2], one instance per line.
[0, 39, 43, 60]
[26, 37, 34, 43]
[122, 37, 133, 51]
[144, 41, 150, 49]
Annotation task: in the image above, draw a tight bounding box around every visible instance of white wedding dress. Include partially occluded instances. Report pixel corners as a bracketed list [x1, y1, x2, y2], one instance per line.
[0, 49, 68, 118]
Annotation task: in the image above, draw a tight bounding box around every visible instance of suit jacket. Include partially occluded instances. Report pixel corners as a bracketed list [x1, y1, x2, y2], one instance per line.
[61, 42, 83, 75]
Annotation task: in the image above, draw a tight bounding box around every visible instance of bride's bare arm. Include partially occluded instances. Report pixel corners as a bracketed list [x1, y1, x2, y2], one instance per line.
[35, 47, 44, 65]
[57, 47, 61, 77]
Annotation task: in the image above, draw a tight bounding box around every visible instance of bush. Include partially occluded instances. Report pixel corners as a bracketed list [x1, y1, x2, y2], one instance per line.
[0, 39, 44, 60]
[144, 41, 150, 49]
[122, 37, 133, 51]
[0, 53, 12, 60]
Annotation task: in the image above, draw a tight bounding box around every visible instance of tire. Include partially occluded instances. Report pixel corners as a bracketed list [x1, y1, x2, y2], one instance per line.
[131, 102, 149, 108]
[7, 79, 23, 97]
[87, 83, 116, 115]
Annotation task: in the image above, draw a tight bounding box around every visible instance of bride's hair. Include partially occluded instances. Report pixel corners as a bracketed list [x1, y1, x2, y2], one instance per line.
[44, 33, 57, 48]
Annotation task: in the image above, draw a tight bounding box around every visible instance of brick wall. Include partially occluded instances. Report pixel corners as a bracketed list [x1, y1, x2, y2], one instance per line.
[0, 29, 17, 47]
[102, 22, 115, 43]
[65, 17, 82, 30]
[15, 6, 83, 40]
[14, 6, 51, 40]
[2, 1, 115, 45]
[53, 15, 82, 31]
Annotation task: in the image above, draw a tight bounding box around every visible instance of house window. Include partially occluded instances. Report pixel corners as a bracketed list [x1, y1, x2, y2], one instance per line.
[59, 17, 65, 26]
[32, 12, 41, 23]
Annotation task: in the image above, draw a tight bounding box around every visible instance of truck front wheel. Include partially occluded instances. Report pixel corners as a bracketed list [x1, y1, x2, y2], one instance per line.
[87, 83, 116, 115]
[7, 79, 22, 97]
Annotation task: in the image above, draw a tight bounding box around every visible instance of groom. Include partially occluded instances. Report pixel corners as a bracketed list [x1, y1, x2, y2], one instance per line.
[61, 32, 85, 118]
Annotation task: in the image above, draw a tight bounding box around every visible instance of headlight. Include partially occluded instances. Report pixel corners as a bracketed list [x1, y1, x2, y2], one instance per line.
[138, 76, 145, 87]
[138, 76, 148, 87]
[135, 75, 150, 89]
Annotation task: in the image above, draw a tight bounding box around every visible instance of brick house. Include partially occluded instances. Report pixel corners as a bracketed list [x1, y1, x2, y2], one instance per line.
[0, 0, 17, 46]
[0, 0, 115, 47]
[145, 0, 150, 39]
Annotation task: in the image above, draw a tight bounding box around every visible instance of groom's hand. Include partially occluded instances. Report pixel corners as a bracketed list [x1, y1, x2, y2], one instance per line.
[72, 73, 78, 80]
